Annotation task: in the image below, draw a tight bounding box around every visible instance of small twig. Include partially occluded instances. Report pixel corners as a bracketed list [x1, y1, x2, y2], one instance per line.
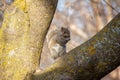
[103, 0, 119, 13]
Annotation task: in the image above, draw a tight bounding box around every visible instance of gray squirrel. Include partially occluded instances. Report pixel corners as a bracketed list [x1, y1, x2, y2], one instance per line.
[47, 27, 70, 59]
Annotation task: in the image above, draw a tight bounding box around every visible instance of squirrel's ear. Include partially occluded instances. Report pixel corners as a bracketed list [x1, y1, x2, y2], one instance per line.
[61, 27, 65, 31]
[61, 27, 63, 31]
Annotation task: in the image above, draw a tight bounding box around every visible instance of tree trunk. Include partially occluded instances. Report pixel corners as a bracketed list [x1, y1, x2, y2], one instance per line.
[32, 13, 120, 80]
[0, 0, 58, 80]
[0, 0, 120, 80]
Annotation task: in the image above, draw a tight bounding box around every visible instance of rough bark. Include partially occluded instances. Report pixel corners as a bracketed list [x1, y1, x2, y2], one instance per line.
[0, 0, 58, 80]
[32, 13, 120, 80]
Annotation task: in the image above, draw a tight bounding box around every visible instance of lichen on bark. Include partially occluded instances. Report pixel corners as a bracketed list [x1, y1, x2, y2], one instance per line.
[0, 0, 58, 80]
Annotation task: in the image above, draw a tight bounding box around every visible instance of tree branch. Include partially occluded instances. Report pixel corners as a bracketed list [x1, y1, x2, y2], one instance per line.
[32, 13, 120, 80]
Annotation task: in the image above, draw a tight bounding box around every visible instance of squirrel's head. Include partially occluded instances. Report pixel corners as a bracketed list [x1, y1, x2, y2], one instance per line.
[61, 27, 70, 43]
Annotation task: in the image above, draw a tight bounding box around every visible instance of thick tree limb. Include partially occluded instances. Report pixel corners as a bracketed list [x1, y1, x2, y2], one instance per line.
[32, 13, 120, 80]
[0, 0, 58, 80]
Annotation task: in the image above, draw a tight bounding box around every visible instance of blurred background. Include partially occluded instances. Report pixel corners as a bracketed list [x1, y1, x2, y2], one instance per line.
[0, 0, 120, 80]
